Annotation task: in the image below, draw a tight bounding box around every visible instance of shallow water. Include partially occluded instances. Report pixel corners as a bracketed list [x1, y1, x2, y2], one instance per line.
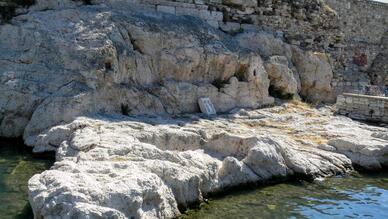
[182, 173, 388, 219]
[0, 139, 53, 219]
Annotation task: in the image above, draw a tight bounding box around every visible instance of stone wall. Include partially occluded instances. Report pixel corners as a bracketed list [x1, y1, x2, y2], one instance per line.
[326, 0, 388, 95]
[336, 93, 388, 123]
[132, 0, 340, 51]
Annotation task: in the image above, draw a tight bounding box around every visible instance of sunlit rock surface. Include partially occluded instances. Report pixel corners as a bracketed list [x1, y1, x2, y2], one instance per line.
[28, 102, 388, 218]
[0, 1, 386, 218]
[0, 2, 343, 139]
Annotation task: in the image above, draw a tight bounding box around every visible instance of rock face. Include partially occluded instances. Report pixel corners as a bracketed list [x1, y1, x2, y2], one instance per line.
[0, 4, 276, 138]
[27, 102, 388, 218]
[0, 1, 386, 219]
[264, 56, 299, 97]
[292, 48, 334, 102]
[0, 2, 344, 139]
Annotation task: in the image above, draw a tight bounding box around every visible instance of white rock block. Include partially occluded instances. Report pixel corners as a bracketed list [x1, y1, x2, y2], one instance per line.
[198, 97, 217, 115]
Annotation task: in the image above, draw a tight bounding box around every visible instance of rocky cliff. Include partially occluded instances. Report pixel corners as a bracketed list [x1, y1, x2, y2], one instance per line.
[1, 0, 387, 139]
[0, 0, 387, 219]
[0, 0, 340, 139]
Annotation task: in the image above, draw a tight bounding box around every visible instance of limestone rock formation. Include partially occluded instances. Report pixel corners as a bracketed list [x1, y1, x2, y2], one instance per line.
[0, 1, 386, 218]
[265, 56, 299, 97]
[27, 102, 388, 218]
[0, 4, 275, 139]
[0, 1, 350, 140]
[291, 47, 334, 102]
[328, 136, 388, 169]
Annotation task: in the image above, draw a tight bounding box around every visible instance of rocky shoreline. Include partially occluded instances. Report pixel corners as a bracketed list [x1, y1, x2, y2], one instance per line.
[0, 1, 387, 218]
[26, 102, 387, 218]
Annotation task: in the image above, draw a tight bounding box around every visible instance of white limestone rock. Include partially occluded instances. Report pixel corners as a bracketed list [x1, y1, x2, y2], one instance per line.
[0, 4, 275, 138]
[27, 101, 388, 218]
[328, 137, 388, 169]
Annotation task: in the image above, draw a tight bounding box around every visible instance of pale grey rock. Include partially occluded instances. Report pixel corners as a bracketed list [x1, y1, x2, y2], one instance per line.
[0, 2, 385, 218]
[219, 22, 241, 33]
[372, 132, 388, 141]
[1, 2, 342, 139]
[242, 138, 289, 179]
[28, 101, 388, 218]
[291, 47, 334, 103]
[328, 137, 388, 169]
[0, 4, 275, 138]
[265, 56, 299, 97]
[218, 157, 260, 187]
[29, 0, 82, 11]
[236, 31, 293, 60]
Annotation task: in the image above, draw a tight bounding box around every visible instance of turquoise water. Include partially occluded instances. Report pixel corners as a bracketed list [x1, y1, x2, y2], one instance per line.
[182, 173, 388, 219]
[0, 139, 53, 219]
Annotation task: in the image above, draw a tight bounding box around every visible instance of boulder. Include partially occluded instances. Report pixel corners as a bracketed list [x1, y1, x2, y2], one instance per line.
[265, 56, 299, 97]
[291, 47, 334, 103]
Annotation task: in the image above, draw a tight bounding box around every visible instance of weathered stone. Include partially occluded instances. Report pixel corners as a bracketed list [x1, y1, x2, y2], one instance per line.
[292, 47, 334, 103]
[198, 97, 217, 115]
[0, 1, 386, 218]
[27, 102, 388, 218]
[0, 5, 274, 138]
[265, 56, 299, 97]
[336, 93, 388, 123]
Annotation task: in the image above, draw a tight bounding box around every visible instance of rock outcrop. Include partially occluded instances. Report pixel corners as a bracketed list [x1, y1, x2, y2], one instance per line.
[0, 3, 275, 138]
[0, 1, 387, 219]
[27, 102, 388, 218]
[0, 2, 342, 139]
[264, 56, 299, 98]
[291, 48, 334, 102]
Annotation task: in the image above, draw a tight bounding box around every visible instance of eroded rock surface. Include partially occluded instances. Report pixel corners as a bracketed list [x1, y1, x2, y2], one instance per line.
[0, 2, 342, 139]
[27, 102, 388, 218]
[0, 3, 278, 138]
[1, 2, 386, 219]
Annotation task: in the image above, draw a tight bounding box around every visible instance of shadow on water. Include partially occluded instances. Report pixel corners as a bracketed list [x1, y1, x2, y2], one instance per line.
[0, 138, 54, 219]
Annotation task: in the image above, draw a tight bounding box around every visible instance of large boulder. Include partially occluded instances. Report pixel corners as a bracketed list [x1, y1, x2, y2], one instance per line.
[264, 56, 299, 98]
[291, 47, 334, 103]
